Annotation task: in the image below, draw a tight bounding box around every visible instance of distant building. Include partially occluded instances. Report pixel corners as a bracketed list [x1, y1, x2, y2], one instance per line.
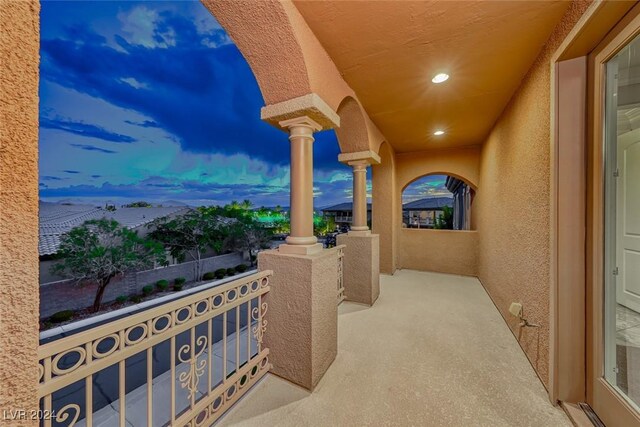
[322, 202, 372, 229]
[402, 197, 453, 229]
[445, 176, 474, 231]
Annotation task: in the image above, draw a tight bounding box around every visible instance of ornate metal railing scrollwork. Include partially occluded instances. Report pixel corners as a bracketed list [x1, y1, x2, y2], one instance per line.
[38, 270, 273, 427]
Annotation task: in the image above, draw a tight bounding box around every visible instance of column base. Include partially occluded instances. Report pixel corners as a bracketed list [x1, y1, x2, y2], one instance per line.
[278, 242, 323, 255]
[258, 248, 338, 390]
[337, 233, 380, 306]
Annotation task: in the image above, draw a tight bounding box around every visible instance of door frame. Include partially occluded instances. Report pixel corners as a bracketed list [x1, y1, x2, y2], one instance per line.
[587, 6, 640, 425]
[548, 0, 640, 427]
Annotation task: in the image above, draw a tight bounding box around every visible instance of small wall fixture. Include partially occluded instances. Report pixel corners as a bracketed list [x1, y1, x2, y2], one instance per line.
[431, 73, 449, 83]
[433, 130, 445, 136]
[509, 302, 539, 328]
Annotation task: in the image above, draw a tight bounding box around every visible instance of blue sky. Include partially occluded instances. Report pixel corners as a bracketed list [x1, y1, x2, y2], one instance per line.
[38, 0, 355, 208]
[402, 175, 452, 204]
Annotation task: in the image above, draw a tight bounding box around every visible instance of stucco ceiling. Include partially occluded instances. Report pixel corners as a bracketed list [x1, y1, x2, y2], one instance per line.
[294, 1, 571, 153]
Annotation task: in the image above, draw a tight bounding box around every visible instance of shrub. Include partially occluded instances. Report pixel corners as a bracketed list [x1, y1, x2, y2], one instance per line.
[214, 268, 226, 279]
[129, 295, 142, 304]
[226, 268, 236, 276]
[142, 285, 153, 295]
[174, 277, 186, 285]
[50, 310, 74, 323]
[173, 284, 183, 292]
[115, 295, 127, 304]
[156, 279, 169, 291]
[235, 264, 248, 273]
[202, 272, 216, 281]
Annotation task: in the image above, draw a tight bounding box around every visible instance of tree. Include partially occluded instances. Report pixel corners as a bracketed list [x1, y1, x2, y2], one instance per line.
[224, 221, 272, 267]
[124, 201, 152, 208]
[148, 209, 228, 280]
[434, 206, 454, 230]
[52, 219, 166, 312]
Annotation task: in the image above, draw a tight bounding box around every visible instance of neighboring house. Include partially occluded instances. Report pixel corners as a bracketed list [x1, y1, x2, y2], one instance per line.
[322, 202, 372, 229]
[402, 197, 453, 229]
[445, 176, 474, 231]
[39, 202, 190, 284]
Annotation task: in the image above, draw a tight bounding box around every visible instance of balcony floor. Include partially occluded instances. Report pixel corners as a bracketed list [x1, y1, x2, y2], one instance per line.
[218, 270, 571, 426]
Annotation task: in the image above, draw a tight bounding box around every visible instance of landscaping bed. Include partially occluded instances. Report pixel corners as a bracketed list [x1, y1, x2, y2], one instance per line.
[39, 263, 250, 332]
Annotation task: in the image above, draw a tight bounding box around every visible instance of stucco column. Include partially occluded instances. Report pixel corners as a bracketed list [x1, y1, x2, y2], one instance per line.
[278, 116, 323, 255]
[350, 160, 369, 232]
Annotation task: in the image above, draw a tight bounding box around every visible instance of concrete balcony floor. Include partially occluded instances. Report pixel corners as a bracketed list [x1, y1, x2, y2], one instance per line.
[218, 270, 571, 426]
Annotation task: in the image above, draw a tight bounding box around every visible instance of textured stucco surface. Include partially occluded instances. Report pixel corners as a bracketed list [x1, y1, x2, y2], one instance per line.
[0, 1, 40, 422]
[372, 142, 397, 274]
[399, 229, 478, 276]
[475, 1, 592, 389]
[336, 234, 380, 305]
[218, 271, 571, 427]
[396, 146, 481, 191]
[258, 248, 338, 390]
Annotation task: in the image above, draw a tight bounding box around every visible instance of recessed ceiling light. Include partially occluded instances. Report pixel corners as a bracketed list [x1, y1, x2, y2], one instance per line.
[431, 73, 449, 83]
[433, 130, 445, 136]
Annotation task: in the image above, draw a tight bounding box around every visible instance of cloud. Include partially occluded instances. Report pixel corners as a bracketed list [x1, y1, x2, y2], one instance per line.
[39, 6, 341, 170]
[41, 116, 136, 143]
[70, 144, 117, 154]
[125, 119, 160, 128]
[63, 170, 80, 174]
[41, 175, 64, 181]
[402, 174, 452, 203]
[91, 175, 102, 178]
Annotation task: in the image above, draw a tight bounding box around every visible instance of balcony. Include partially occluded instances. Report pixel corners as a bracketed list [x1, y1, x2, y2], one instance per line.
[217, 270, 570, 426]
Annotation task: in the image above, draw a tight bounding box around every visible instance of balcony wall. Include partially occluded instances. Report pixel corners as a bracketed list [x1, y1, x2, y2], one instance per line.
[474, 1, 592, 389]
[399, 229, 478, 276]
[0, 0, 41, 417]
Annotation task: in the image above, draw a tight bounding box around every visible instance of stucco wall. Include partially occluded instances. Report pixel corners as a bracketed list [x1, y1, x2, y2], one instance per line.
[475, 1, 592, 389]
[399, 229, 478, 276]
[0, 0, 40, 420]
[396, 146, 481, 191]
[372, 141, 398, 274]
[393, 147, 481, 276]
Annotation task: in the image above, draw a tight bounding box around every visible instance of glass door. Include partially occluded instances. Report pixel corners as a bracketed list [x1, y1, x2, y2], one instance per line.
[603, 33, 640, 413]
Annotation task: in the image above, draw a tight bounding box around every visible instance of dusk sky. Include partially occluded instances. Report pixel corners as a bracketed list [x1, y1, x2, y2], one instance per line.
[38, 1, 448, 208]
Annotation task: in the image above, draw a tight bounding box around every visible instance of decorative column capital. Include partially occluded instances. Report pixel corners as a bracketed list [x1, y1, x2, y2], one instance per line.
[349, 161, 369, 172]
[338, 150, 381, 166]
[262, 93, 340, 130]
[279, 116, 323, 137]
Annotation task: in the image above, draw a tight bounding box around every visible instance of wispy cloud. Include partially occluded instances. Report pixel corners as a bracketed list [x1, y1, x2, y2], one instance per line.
[63, 170, 80, 174]
[70, 144, 117, 154]
[125, 119, 160, 128]
[41, 116, 136, 143]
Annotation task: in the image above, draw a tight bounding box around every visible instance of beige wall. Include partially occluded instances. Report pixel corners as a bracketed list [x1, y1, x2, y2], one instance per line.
[399, 230, 478, 276]
[0, 0, 41, 420]
[372, 142, 398, 274]
[475, 1, 592, 390]
[394, 146, 481, 274]
[396, 146, 481, 191]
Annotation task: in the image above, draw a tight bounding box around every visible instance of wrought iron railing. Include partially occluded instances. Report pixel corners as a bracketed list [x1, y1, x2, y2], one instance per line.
[336, 245, 345, 304]
[38, 270, 272, 427]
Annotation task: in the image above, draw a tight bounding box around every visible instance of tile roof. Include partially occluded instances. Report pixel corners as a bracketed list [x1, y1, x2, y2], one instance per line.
[38, 202, 189, 256]
[402, 197, 453, 210]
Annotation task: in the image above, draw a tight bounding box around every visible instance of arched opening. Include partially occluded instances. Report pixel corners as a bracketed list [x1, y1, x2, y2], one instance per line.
[401, 173, 476, 230]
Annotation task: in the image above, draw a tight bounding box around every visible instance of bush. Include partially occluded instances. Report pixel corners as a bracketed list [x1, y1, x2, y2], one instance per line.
[226, 268, 236, 276]
[202, 272, 216, 281]
[235, 264, 248, 273]
[129, 295, 142, 304]
[115, 295, 127, 304]
[214, 268, 226, 279]
[142, 285, 153, 295]
[173, 284, 183, 292]
[50, 310, 74, 323]
[174, 277, 186, 285]
[156, 279, 169, 291]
